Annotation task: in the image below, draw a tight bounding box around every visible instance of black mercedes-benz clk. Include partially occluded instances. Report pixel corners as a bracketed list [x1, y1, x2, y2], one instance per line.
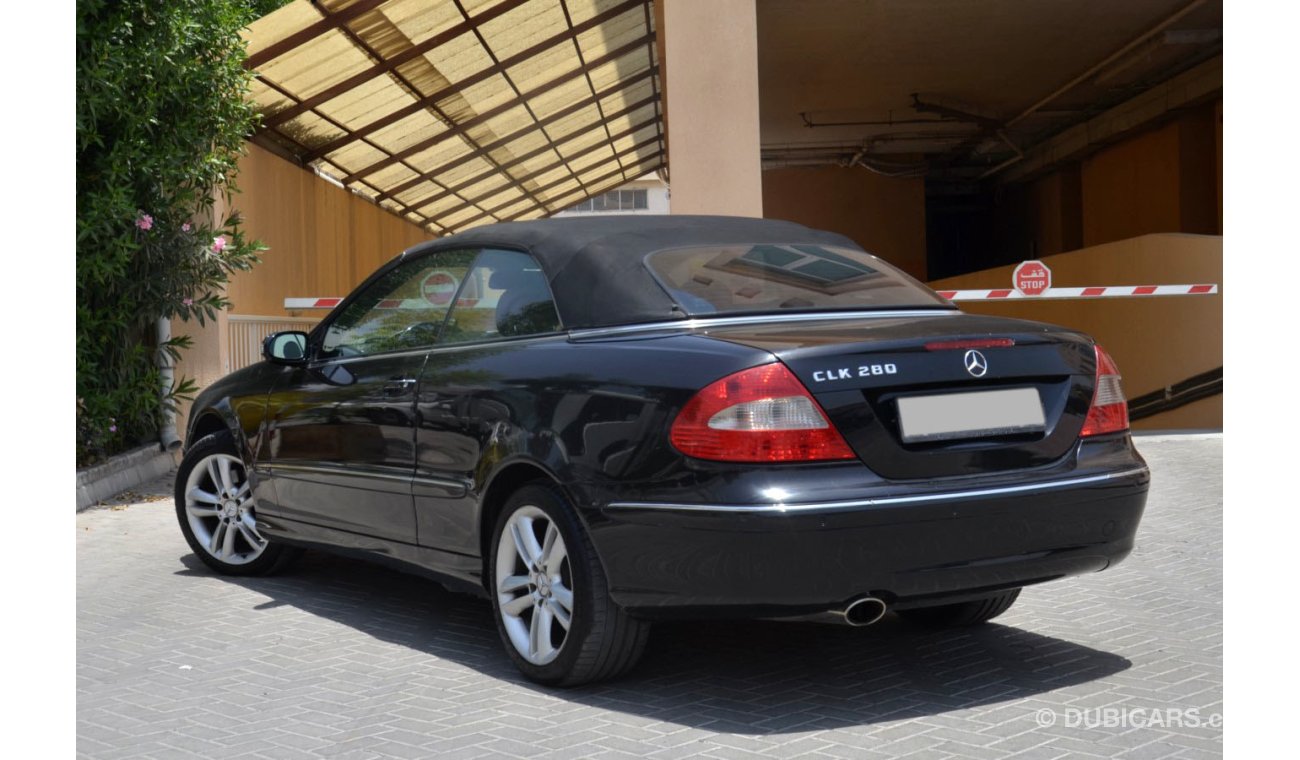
[176, 215, 1149, 686]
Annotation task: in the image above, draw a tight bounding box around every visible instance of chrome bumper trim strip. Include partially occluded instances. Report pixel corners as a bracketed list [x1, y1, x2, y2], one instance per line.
[605, 467, 1150, 514]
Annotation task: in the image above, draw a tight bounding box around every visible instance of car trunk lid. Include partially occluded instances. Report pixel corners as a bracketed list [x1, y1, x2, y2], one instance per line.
[698, 313, 1097, 479]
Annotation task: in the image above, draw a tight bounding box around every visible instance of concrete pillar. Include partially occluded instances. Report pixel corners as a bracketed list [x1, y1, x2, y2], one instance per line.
[659, 0, 763, 217]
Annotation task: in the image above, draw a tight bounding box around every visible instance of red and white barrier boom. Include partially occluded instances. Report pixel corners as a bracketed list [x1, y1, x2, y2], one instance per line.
[937, 260, 1218, 301]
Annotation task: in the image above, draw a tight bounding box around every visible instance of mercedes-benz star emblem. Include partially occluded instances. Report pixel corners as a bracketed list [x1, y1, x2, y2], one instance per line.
[963, 349, 988, 378]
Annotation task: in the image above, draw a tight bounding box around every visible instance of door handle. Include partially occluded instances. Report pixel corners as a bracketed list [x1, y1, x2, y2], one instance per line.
[383, 377, 417, 395]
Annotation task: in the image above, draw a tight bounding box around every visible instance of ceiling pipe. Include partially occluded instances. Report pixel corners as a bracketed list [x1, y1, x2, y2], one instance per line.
[1006, 0, 1207, 129]
[979, 0, 1208, 180]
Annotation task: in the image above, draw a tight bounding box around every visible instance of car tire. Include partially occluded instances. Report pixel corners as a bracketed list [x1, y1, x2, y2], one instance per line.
[489, 483, 649, 686]
[897, 589, 1022, 627]
[174, 431, 300, 576]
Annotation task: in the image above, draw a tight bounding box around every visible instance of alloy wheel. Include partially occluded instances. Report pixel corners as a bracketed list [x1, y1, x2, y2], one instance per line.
[495, 505, 574, 665]
[183, 453, 268, 565]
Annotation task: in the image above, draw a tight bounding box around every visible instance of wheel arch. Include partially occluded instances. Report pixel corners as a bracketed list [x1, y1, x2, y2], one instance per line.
[477, 459, 582, 590]
[184, 401, 256, 463]
[189, 411, 229, 445]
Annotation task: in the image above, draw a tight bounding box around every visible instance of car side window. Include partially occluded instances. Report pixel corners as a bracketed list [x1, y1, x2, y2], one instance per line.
[318, 250, 477, 359]
[441, 249, 560, 344]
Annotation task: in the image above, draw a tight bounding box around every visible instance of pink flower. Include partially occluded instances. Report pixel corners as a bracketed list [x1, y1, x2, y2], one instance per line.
[182, 222, 192, 232]
[211, 236, 227, 253]
[135, 214, 153, 231]
[109, 425, 118, 433]
[182, 297, 193, 306]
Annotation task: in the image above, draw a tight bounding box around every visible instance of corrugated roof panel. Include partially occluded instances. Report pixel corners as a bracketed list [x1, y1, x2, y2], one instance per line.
[586, 55, 644, 91]
[248, 81, 296, 115]
[500, 131, 553, 159]
[545, 105, 604, 143]
[532, 165, 576, 188]
[278, 112, 349, 152]
[601, 107, 653, 139]
[322, 141, 388, 174]
[577, 8, 645, 56]
[477, 1, 569, 59]
[241, 1, 324, 58]
[569, 145, 618, 174]
[460, 174, 514, 203]
[577, 160, 623, 186]
[367, 112, 448, 156]
[441, 206, 491, 229]
[423, 30, 496, 86]
[245, 0, 661, 234]
[565, 0, 630, 25]
[526, 77, 593, 122]
[414, 193, 471, 218]
[438, 73, 521, 122]
[555, 124, 607, 157]
[611, 122, 659, 153]
[476, 104, 537, 141]
[314, 76, 416, 129]
[504, 45, 580, 93]
[599, 71, 654, 112]
[260, 30, 375, 102]
[373, 0, 466, 46]
[476, 185, 528, 212]
[429, 155, 499, 188]
[367, 161, 421, 190]
[495, 197, 537, 219]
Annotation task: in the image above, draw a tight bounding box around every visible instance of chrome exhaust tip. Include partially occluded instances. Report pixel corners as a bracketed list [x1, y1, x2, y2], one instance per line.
[841, 596, 888, 627]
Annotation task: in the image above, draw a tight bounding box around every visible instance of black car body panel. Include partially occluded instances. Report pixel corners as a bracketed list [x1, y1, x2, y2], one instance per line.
[183, 215, 1149, 618]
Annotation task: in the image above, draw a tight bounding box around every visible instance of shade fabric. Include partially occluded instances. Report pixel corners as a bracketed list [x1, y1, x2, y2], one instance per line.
[244, 0, 664, 236]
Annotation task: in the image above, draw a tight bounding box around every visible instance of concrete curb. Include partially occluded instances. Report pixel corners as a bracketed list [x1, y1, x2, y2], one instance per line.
[77, 444, 179, 511]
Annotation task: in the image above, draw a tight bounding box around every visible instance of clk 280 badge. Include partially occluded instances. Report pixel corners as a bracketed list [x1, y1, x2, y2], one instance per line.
[812, 363, 898, 382]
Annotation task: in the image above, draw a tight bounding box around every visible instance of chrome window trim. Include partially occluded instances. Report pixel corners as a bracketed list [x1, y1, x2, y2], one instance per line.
[308, 332, 569, 366]
[605, 467, 1150, 514]
[567, 309, 960, 340]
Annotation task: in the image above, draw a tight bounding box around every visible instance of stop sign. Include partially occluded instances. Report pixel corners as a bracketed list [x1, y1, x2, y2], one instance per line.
[1013, 260, 1052, 296]
[421, 271, 459, 306]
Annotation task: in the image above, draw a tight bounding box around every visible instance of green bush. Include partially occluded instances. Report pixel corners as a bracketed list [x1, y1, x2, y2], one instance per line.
[76, 0, 282, 466]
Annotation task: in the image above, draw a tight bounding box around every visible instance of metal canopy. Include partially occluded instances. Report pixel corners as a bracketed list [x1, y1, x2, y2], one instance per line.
[244, 0, 663, 235]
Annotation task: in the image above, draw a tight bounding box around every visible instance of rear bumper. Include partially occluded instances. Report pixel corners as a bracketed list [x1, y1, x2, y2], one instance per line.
[581, 443, 1148, 617]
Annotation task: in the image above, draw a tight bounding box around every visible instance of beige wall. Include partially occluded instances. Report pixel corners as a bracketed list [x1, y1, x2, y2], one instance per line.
[226, 143, 432, 317]
[660, 0, 764, 216]
[984, 102, 1221, 267]
[928, 233, 1222, 430]
[762, 165, 927, 280]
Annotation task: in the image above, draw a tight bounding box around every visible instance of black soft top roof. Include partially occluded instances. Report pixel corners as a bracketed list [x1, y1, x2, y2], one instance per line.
[406, 215, 862, 329]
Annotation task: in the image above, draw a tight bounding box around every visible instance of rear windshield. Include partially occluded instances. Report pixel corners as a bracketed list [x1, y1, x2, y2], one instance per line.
[645, 244, 951, 316]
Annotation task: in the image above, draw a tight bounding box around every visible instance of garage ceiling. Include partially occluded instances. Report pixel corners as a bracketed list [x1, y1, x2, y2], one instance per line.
[244, 0, 663, 235]
[756, 0, 1222, 181]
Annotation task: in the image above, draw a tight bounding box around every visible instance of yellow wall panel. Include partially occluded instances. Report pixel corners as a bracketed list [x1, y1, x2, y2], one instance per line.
[762, 165, 927, 280]
[928, 233, 1222, 430]
[225, 143, 434, 316]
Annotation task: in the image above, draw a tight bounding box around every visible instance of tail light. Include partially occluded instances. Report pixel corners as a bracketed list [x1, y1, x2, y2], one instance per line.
[1080, 344, 1130, 437]
[670, 363, 856, 462]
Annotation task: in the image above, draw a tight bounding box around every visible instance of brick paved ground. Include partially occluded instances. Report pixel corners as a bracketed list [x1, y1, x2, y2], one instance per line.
[77, 435, 1222, 759]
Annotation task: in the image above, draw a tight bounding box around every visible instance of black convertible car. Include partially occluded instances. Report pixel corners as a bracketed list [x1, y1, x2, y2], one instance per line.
[176, 215, 1149, 686]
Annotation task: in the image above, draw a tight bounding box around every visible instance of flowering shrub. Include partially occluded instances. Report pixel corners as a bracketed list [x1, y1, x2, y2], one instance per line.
[76, 0, 284, 466]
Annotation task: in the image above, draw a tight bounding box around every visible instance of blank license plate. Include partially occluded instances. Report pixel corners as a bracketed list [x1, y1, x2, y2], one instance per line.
[897, 387, 1045, 443]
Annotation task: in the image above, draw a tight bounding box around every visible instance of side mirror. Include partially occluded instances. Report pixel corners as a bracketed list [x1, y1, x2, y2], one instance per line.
[263, 331, 309, 364]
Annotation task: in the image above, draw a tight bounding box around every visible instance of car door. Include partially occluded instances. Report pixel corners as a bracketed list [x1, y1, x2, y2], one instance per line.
[412, 249, 563, 557]
[260, 249, 477, 543]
